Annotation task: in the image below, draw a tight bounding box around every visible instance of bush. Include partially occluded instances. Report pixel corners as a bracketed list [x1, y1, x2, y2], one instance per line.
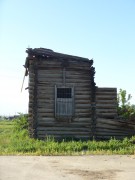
[13, 114, 28, 132]
[117, 89, 135, 120]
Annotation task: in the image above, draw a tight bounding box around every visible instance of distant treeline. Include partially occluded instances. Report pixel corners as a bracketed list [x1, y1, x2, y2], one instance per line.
[0, 114, 28, 120]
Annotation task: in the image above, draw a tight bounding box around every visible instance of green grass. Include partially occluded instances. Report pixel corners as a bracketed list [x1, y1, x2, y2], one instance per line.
[0, 118, 135, 155]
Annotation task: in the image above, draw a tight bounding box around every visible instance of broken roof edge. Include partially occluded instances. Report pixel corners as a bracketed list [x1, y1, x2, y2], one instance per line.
[26, 48, 93, 64]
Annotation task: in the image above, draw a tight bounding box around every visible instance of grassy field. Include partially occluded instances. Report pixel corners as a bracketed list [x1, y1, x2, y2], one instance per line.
[0, 117, 135, 155]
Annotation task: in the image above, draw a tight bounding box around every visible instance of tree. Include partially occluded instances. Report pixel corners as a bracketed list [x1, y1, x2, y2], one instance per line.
[117, 89, 135, 120]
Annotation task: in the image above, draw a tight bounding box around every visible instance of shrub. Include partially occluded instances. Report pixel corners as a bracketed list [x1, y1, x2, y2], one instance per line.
[117, 89, 135, 120]
[13, 114, 28, 132]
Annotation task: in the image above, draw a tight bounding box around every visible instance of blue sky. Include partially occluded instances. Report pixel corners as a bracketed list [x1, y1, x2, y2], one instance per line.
[0, 0, 135, 115]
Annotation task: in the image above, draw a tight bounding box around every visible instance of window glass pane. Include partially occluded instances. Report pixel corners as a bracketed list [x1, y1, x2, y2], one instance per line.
[57, 88, 71, 98]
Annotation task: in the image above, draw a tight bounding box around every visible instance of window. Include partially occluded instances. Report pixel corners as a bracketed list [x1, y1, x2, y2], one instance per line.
[55, 86, 74, 117]
[57, 88, 72, 98]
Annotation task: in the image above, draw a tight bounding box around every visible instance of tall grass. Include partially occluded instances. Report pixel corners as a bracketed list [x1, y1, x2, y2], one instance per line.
[0, 115, 135, 155]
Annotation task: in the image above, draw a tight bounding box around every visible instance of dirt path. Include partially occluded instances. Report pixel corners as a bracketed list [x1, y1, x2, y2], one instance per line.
[0, 155, 135, 180]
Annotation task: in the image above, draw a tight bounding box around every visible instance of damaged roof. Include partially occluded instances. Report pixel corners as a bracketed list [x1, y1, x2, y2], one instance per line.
[26, 48, 93, 63]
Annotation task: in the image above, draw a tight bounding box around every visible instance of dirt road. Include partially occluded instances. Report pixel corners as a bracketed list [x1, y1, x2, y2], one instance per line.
[0, 155, 135, 180]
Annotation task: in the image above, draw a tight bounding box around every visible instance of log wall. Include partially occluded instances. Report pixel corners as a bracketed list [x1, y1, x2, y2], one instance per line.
[96, 87, 117, 119]
[27, 48, 135, 140]
[95, 118, 135, 140]
[28, 57, 95, 140]
[95, 88, 135, 139]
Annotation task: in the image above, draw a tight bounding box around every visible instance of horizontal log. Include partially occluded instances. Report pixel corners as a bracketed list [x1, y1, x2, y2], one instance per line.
[37, 79, 63, 83]
[36, 94, 91, 99]
[37, 112, 54, 117]
[75, 104, 91, 108]
[96, 121, 130, 128]
[97, 118, 135, 125]
[36, 90, 91, 96]
[38, 135, 91, 140]
[37, 65, 91, 70]
[37, 131, 90, 135]
[97, 112, 117, 116]
[37, 86, 91, 91]
[95, 99, 117, 103]
[37, 112, 91, 119]
[74, 100, 91, 104]
[66, 70, 91, 76]
[75, 94, 91, 99]
[96, 87, 117, 92]
[37, 117, 92, 121]
[96, 104, 117, 108]
[37, 120, 92, 125]
[37, 59, 90, 65]
[37, 108, 54, 113]
[37, 94, 54, 99]
[96, 126, 135, 133]
[75, 108, 91, 113]
[37, 104, 54, 109]
[96, 109, 117, 113]
[38, 74, 91, 80]
[37, 82, 92, 87]
[37, 99, 54, 103]
[96, 95, 116, 100]
[95, 130, 134, 136]
[38, 72, 91, 79]
[37, 78, 91, 84]
[36, 102, 91, 112]
[37, 126, 91, 132]
[38, 75, 62, 80]
[96, 123, 135, 130]
[96, 92, 116, 96]
[96, 127, 135, 134]
[37, 67, 91, 73]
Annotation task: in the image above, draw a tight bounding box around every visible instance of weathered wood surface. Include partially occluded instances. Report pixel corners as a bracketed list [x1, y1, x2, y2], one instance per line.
[27, 48, 135, 140]
[95, 117, 135, 139]
[95, 88, 135, 139]
[96, 87, 117, 119]
[27, 53, 94, 139]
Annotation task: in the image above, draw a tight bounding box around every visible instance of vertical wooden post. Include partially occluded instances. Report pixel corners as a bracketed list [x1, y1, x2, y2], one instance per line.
[90, 66, 96, 139]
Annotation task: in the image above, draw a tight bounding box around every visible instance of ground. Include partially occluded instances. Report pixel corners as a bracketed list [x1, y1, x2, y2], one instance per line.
[0, 155, 135, 180]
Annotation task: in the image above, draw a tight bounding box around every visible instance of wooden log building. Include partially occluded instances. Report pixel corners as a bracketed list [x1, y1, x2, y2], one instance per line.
[24, 48, 135, 140]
